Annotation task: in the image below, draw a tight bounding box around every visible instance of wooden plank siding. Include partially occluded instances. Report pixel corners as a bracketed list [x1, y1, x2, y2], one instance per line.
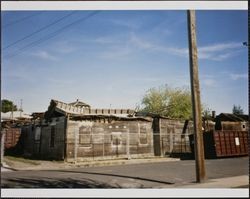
[65, 119, 154, 162]
[153, 118, 193, 156]
[39, 116, 66, 160]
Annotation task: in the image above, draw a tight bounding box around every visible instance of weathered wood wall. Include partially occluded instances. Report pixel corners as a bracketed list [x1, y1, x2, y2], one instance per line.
[220, 121, 249, 131]
[22, 125, 35, 156]
[153, 118, 193, 156]
[13, 116, 196, 161]
[65, 118, 154, 162]
[39, 116, 65, 160]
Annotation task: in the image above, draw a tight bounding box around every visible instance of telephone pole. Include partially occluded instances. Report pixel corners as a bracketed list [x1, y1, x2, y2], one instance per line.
[187, 10, 206, 183]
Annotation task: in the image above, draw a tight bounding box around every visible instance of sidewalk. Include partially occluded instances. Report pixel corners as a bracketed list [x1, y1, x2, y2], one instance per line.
[175, 175, 249, 188]
[1, 163, 17, 172]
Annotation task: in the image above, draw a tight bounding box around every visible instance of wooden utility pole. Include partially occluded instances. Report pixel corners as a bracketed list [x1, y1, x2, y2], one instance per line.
[187, 10, 206, 183]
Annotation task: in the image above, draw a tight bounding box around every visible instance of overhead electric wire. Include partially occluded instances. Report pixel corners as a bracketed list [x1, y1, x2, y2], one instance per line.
[3, 11, 76, 50]
[4, 11, 100, 60]
[3, 12, 44, 28]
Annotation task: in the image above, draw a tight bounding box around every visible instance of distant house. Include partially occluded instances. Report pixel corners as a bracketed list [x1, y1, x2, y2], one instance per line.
[1, 111, 32, 129]
[1, 111, 32, 122]
[215, 113, 249, 131]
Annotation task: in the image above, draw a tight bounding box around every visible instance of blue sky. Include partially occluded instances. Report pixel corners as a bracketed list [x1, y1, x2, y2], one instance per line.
[1, 10, 248, 114]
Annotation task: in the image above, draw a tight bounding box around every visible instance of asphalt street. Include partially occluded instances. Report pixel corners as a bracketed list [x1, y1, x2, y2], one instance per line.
[1, 156, 249, 188]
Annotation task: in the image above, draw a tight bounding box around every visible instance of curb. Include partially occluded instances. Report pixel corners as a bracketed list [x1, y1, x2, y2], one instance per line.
[1, 157, 180, 171]
[1, 166, 18, 172]
[74, 157, 180, 168]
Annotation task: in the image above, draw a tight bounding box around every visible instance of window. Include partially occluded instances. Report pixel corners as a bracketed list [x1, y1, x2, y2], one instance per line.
[35, 127, 41, 141]
[50, 126, 55, 148]
[111, 132, 122, 147]
[79, 126, 92, 147]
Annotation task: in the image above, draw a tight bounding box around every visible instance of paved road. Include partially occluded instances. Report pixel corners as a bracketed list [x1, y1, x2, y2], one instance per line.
[1, 156, 249, 188]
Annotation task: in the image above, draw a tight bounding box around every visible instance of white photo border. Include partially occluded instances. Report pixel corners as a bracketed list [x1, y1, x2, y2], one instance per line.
[1, 0, 248, 198]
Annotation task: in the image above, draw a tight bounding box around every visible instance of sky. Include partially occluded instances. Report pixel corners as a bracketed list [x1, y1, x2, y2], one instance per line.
[1, 10, 248, 115]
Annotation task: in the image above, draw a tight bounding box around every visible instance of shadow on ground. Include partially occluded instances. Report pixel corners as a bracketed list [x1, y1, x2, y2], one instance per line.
[169, 153, 194, 160]
[52, 170, 175, 185]
[2, 170, 175, 188]
[2, 177, 121, 188]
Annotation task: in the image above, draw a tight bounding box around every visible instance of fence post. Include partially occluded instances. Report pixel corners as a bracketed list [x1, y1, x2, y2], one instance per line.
[170, 130, 173, 154]
[126, 129, 131, 160]
[103, 133, 105, 160]
[74, 126, 78, 164]
[115, 138, 118, 157]
[161, 137, 164, 157]
[1, 130, 5, 166]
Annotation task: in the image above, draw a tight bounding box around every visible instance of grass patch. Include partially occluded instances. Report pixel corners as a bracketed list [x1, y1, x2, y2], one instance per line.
[4, 156, 41, 166]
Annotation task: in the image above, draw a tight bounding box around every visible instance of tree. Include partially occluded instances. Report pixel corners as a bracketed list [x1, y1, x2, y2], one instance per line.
[232, 104, 244, 114]
[140, 85, 193, 119]
[1, 99, 18, 113]
[202, 106, 212, 120]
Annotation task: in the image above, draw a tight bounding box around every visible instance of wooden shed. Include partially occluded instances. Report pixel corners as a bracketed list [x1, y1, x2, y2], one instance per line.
[215, 113, 248, 131]
[36, 99, 154, 162]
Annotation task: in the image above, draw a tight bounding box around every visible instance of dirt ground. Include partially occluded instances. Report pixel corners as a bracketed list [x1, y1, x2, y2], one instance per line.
[2, 156, 73, 170]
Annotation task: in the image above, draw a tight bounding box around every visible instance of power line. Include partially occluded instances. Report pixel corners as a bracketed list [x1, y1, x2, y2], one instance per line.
[4, 11, 100, 60]
[3, 12, 43, 28]
[3, 11, 76, 50]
